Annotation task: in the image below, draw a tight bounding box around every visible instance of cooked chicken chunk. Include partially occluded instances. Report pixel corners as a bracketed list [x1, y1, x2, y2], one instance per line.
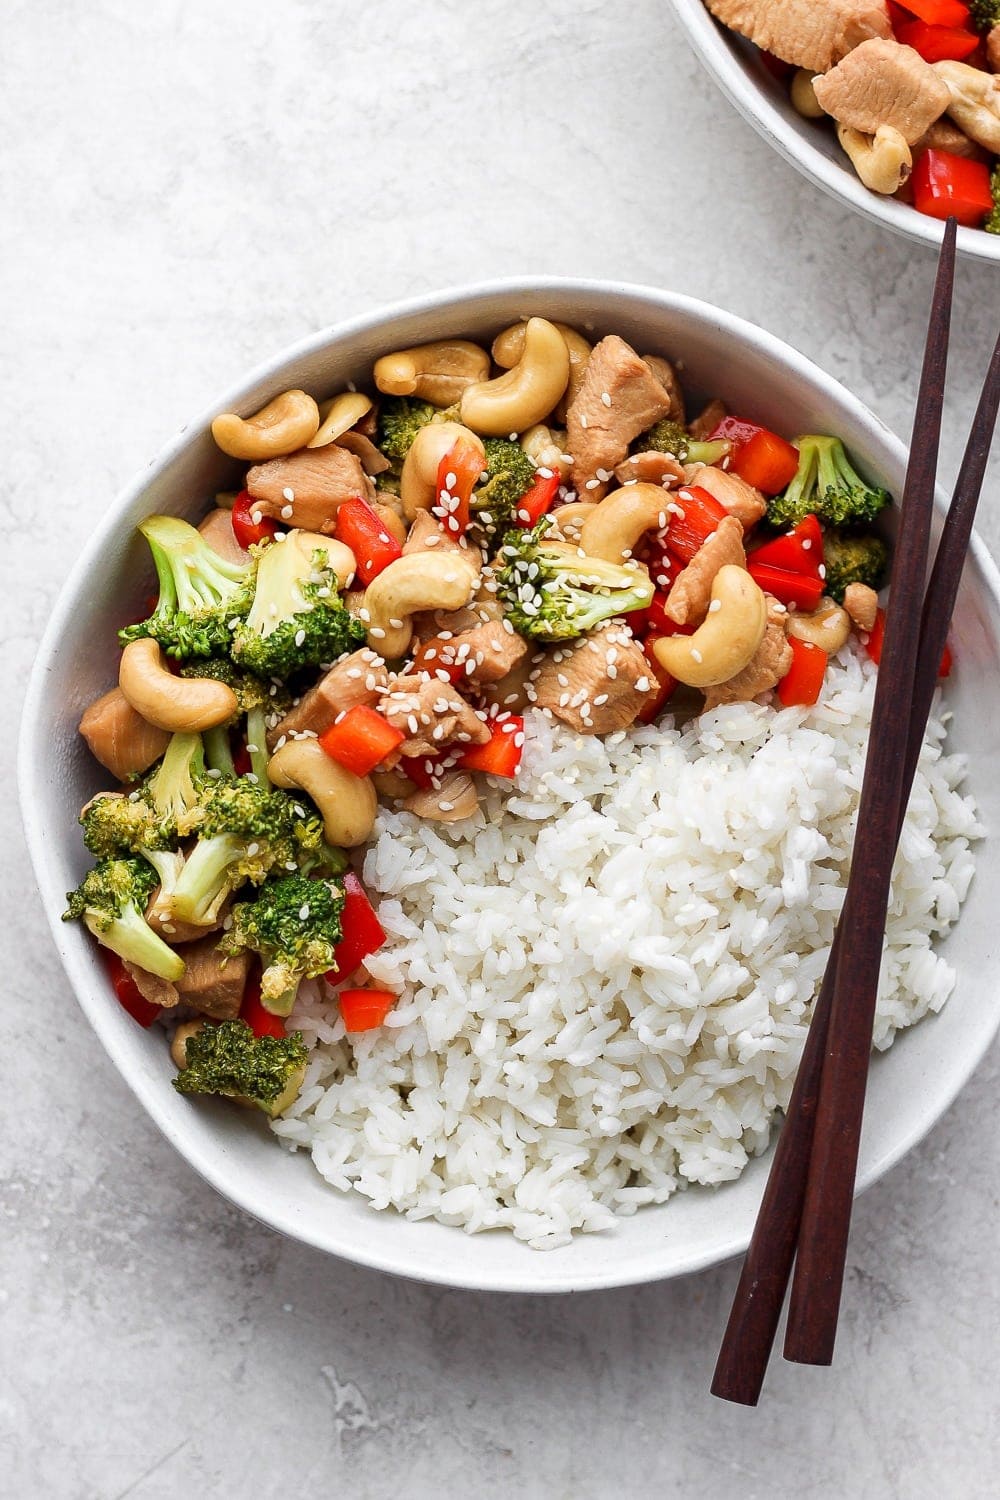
[843, 582, 879, 632]
[682, 463, 767, 530]
[642, 355, 686, 424]
[381, 674, 491, 757]
[176, 937, 251, 1020]
[705, 0, 891, 74]
[566, 336, 673, 497]
[614, 451, 686, 488]
[123, 961, 180, 1010]
[402, 509, 482, 581]
[813, 40, 950, 145]
[687, 399, 727, 443]
[702, 596, 792, 709]
[335, 430, 391, 475]
[246, 444, 374, 532]
[267, 648, 389, 750]
[79, 688, 170, 782]
[197, 507, 251, 567]
[531, 624, 652, 734]
[666, 516, 746, 627]
[425, 619, 529, 687]
[912, 117, 988, 162]
[403, 770, 480, 823]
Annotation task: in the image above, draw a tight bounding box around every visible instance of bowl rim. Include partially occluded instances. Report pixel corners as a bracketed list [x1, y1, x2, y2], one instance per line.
[670, 0, 1000, 266]
[19, 276, 1000, 1292]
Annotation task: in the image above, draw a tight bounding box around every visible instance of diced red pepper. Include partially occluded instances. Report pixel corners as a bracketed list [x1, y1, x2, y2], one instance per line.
[240, 970, 286, 1039]
[912, 149, 994, 227]
[457, 715, 524, 779]
[319, 704, 405, 778]
[758, 48, 794, 79]
[637, 638, 679, 724]
[627, 588, 680, 641]
[325, 871, 386, 981]
[411, 635, 470, 687]
[333, 496, 403, 585]
[777, 636, 828, 707]
[895, 19, 978, 61]
[434, 440, 485, 540]
[666, 486, 729, 563]
[104, 952, 160, 1028]
[399, 752, 451, 789]
[339, 988, 397, 1032]
[749, 514, 824, 578]
[892, 0, 971, 25]
[864, 608, 953, 677]
[642, 539, 684, 594]
[514, 471, 562, 527]
[707, 418, 800, 496]
[232, 740, 252, 776]
[231, 490, 280, 549]
[747, 560, 825, 612]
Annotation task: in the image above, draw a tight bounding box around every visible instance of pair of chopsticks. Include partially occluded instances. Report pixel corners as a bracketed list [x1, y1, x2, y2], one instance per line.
[712, 217, 1000, 1406]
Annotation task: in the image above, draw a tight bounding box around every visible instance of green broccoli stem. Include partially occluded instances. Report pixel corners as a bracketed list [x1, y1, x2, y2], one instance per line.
[203, 726, 236, 778]
[246, 705, 270, 789]
[85, 903, 185, 982]
[170, 833, 242, 925]
[261, 963, 300, 1017]
[686, 438, 730, 467]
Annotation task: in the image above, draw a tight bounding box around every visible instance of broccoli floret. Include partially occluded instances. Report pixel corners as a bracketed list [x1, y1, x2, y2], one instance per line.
[119, 516, 253, 660]
[470, 438, 537, 534]
[144, 732, 208, 834]
[822, 530, 889, 605]
[986, 164, 1000, 237]
[376, 397, 440, 467]
[638, 418, 730, 468]
[63, 856, 184, 981]
[969, 1, 1000, 30]
[172, 1019, 308, 1117]
[222, 874, 345, 1016]
[496, 519, 654, 643]
[232, 532, 365, 680]
[767, 436, 891, 529]
[168, 778, 326, 927]
[80, 791, 173, 860]
[181, 660, 290, 784]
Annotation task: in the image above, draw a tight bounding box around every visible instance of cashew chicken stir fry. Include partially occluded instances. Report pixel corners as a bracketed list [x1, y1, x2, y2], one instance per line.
[66, 318, 894, 1120]
[705, 0, 1000, 235]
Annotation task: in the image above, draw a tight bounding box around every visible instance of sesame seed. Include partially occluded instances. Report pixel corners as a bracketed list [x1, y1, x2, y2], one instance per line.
[579, 414, 588, 429]
[298, 903, 310, 921]
[282, 487, 294, 501]
[281, 504, 294, 519]
[801, 538, 812, 550]
[439, 800, 455, 812]
[246, 842, 260, 856]
[691, 648, 703, 663]
[819, 564, 827, 579]
[708, 598, 722, 614]
[294, 628, 306, 647]
[601, 392, 612, 407]
[389, 617, 404, 630]
[358, 608, 371, 623]
[206, 767, 222, 779]
[370, 626, 386, 640]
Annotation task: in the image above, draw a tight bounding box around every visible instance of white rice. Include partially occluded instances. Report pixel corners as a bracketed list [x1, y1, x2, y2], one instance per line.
[273, 644, 981, 1249]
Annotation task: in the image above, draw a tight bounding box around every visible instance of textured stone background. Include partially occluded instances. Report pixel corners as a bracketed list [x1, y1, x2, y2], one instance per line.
[2, 2, 998, 1496]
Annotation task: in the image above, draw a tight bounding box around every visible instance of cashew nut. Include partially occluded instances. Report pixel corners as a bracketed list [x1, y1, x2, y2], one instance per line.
[492, 320, 590, 420]
[399, 420, 485, 521]
[306, 392, 373, 449]
[787, 598, 851, 653]
[374, 501, 407, 548]
[934, 61, 1000, 153]
[791, 70, 825, 119]
[211, 390, 320, 460]
[119, 639, 238, 732]
[282, 528, 356, 590]
[461, 317, 571, 437]
[837, 123, 912, 194]
[170, 1020, 204, 1071]
[520, 423, 571, 481]
[268, 738, 377, 848]
[579, 483, 670, 566]
[547, 501, 599, 542]
[362, 552, 476, 657]
[374, 340, 491, 407]
[652, 567, 767, 688]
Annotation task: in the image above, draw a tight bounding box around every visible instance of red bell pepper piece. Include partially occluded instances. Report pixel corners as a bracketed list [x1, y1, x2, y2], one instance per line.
[319, 704, 405, 778]
[399, 752, 453, 789]
[912, 149, 994, 227]
[231, 490, 280, 549]
[895, 19, 978, 61]
[747, 560, 825, 611]
[515, 471, 562, 527]
[749, 515, 824, 577]
[642, 540, 683, 594]
[864, 608, 952, 676]
[627, 588, 680, 640]
[637, 638, 679, 724]
[240, 971, 286, 1039]
[232, 740, 252, 776]
[434, 440, 485, 539]
[707, 418, 800, 496]
[777, 636, 828, 707]
[457, 715, 524, 779]
[333, 496, 403, 585]
[339, 988, 397, 1032]
[411, 635, 470, 686]
[325, 871, 386, 981]
[666, 487, 729, 563]
[104, 952, 160, 1028]
[892, 0, 970, 24]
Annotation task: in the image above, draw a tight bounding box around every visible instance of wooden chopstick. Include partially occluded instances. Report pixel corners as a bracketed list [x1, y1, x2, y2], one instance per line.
[710, 307, 1000, 1404]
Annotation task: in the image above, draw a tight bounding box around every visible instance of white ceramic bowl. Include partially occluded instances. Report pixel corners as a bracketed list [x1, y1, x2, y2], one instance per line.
[19, 279, 1000, 1293]
[672, 0, 1000, 266]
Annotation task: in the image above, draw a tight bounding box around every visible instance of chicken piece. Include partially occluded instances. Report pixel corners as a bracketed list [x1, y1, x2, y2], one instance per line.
[989, 27, 1000, 74]
[246, 444, 374, 533]
[813, 40, 950, 145]
[267, 648, 389, 750]
[479, 647, 546, 711]
[531, 624, 652, 734]
[175, 936, 251, 1020]
[702, 596, 792, 710]
[842, 581, 879, 632]
[146, 892, 220, 947]
[682, 463, 767, 530]
[79, 688, 171, 782]
[613, 451, 686, 488]
[687, 399, 727, 443]
[566, 336, 673, 498]
[403, 770, 479, 823]
[335, 431, 390, 475]
[911, 117, 989, 162]
[430, 619, 529, 687]
[665, 516, 746, 627]
[642, 355, 686, 423]
[123, 962, 179, 1010]
[705, 0, 891, 74]
[934, 60, 1000, 153]
[402, 510, 483, 581]
[380, 674, 491, 757]
[198, 507, 251, 567]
